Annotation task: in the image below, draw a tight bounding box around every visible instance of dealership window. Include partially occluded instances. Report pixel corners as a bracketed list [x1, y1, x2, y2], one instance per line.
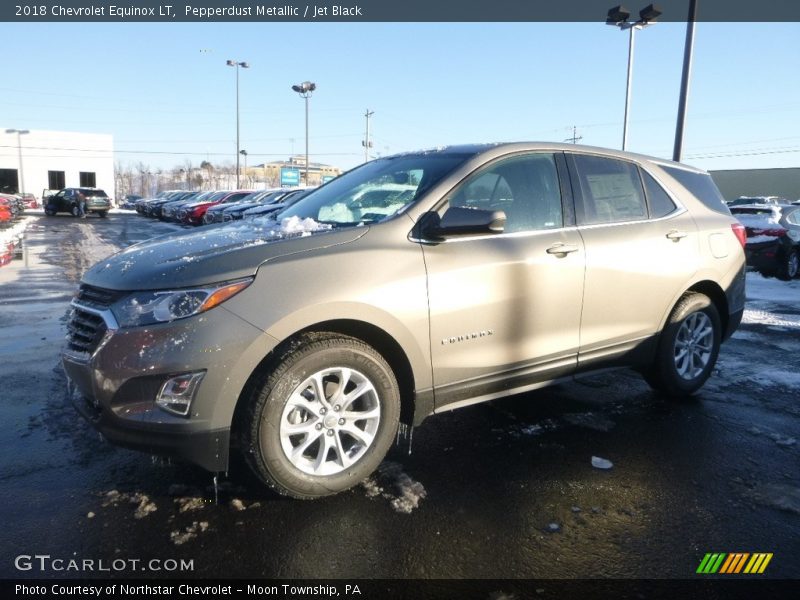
[79, 172, 96, 187]
[0, 168, 19, 194]
[48, 171, 65, 190]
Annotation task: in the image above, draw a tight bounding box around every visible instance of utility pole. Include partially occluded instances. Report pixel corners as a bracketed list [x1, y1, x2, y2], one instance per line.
[673, 0, 698, 162]
[564, 126, 583, 144]
[362, 109, 374, 163]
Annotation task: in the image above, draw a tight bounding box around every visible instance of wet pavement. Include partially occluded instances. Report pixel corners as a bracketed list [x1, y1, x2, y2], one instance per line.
[0, 213, 798, 579]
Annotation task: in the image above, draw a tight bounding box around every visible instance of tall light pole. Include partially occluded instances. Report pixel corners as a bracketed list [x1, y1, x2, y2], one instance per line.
[362, 109, 374, 163]
[291, 81, 316, 185]
[673, 0, 698, 162]
[226, 59, 249, 188]
[5, 128, 30, 195]
[240, 149, 248, 187]
[606, 4, 662, 151]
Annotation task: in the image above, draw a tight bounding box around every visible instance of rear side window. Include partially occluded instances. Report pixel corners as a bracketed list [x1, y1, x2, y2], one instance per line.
[641, 171, 677, 218]
[571, 155, 647, 225]
[660, 166, 730, 215]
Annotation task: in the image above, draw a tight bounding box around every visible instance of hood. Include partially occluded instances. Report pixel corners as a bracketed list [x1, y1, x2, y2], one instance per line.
[82, 216, 368, 291]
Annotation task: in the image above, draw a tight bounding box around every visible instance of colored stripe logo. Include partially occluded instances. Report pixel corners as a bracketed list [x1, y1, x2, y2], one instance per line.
[697, 552, 773, 574]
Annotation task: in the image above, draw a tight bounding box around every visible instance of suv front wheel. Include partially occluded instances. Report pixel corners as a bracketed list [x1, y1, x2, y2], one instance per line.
[644, 292, 721, 397]
[240, 333, 400, 498]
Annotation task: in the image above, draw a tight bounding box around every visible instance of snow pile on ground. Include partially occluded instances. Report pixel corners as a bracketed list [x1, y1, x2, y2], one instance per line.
[745, 272, 800, 304]
[0, 216, 33, 248]
[101, 490, 157, 519]
[80, 223, 123, 265]
[170, 521, 209, 545]
[361, 461, 427, 514]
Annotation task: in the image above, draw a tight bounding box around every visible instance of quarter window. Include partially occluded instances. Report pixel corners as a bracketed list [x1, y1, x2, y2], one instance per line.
[444, 153, 563, 233]
[641, 171, 677, 218]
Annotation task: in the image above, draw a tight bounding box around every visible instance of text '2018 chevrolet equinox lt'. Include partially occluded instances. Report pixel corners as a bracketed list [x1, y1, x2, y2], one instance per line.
[63, 143, 746, 498]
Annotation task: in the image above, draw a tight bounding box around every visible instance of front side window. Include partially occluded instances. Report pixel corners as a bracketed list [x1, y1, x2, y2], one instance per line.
[572, 155, 647, 225]
[442, 153, 563, 233]
[278, 154, 472, 226]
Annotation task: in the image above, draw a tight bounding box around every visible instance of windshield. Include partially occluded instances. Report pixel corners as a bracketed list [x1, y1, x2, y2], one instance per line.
[277, 153, 471, 226]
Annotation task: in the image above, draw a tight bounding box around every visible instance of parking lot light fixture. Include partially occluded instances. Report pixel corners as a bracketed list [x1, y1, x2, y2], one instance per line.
[226, 60, 249, 188]
[5, 128, 30, 195]
[606, 4, 662, 150]
[291, 81, 316, 184]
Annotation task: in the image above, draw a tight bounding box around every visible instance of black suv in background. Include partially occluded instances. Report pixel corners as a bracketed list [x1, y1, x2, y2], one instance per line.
[44, 188, 111, 218]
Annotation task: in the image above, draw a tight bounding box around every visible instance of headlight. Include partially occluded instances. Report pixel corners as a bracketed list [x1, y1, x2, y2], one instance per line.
[111, 278, 253, 328]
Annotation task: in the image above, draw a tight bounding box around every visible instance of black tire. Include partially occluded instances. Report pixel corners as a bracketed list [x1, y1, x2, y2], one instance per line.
[777, 249, 799, 281]
[70, 205, 80, 217]
[239, 333, 400, 499]
[644, 292, 721, 397]
[44, 208, 55, 216]
[97, 211, 107, 218]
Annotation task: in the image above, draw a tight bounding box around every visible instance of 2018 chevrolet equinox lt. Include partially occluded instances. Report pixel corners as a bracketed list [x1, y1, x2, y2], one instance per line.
[63, 143, 746, 498]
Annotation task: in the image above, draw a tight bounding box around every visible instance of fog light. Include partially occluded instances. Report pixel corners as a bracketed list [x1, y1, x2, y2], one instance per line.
[156, 371, 205, 417]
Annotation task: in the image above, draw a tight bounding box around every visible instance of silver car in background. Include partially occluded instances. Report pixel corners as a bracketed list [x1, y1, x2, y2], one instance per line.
[63, 143, 746, 498]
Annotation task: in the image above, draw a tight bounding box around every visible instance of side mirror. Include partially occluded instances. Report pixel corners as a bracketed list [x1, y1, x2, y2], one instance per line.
[420, 206, 506, 239]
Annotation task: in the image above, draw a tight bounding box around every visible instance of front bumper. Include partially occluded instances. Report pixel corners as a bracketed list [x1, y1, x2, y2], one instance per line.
[62, 301, 274, 472]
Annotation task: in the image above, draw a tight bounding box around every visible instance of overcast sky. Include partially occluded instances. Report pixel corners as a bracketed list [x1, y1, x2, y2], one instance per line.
[1, 20, 798, 173]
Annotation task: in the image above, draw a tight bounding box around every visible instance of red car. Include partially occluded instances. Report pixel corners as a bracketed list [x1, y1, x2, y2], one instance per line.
[20, 193, 38, 209]
[178, 190, 254, 226]
[0, 200, 14, 223]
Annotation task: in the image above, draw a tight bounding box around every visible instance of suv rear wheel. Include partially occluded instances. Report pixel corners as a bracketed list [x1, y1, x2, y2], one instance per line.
[70, 205, 80, 217]
[644, 292, 721, 397]
[240, 333, 400, 498]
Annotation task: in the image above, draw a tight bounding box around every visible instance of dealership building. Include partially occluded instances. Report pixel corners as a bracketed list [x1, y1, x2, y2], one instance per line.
[0, 129, 114, 199]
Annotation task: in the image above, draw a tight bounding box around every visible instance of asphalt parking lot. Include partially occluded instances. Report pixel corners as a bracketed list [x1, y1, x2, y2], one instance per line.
[0, 213, 798, 581]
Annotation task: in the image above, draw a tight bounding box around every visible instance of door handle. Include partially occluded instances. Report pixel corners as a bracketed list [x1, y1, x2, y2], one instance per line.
[666, 230, 688, 241]
[546, 243, 579, 255]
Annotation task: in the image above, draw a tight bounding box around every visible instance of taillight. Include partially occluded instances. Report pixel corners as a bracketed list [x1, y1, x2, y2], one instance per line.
[731, 223, 747, 248]
[757, 228, 787, 237]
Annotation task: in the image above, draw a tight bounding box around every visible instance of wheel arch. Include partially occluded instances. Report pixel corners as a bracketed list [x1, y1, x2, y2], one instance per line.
[231, 318, 421, 448]
[685, 280, 730, 341]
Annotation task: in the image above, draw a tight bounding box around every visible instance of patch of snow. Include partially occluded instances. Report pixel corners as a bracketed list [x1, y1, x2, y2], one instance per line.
[175, 497, 206, 513]
[361, 461, 427, 514]
[747, 234, 781, 244]
[0, 216, 33, 248]
[101, 490, 157, 519]
[591, 456, 614, 470]
[229, 499, 246, 511]
[745, 272, 800, 304]
[747, 483, 800, 515]
[545, 522, 561, 533]
[741, 309, 800, 329]
[170, 521, 209, 545]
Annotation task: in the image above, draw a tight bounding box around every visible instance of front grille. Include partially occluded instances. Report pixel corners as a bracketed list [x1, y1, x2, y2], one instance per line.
[76, 284, 125, 309]
[66, 307, 107, 354]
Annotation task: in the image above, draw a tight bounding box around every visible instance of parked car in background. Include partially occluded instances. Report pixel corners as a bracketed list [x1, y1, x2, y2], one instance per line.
[240, 189, 314, 219]
[203, 190, 275, 224]
[0, 194, 23, 220]
[44, 188, 111, 217]
[120, 194, 142, 209]
[162, 191, 218, 222]
[0, 203, 12, 225]
[216, 189, 294, 222]
[64, 142, 746, 499]
[728, 195, 786, 207]
[178, 190, 253, 225]
[731, 204, 800, 280]
[19, 193, 38, 209]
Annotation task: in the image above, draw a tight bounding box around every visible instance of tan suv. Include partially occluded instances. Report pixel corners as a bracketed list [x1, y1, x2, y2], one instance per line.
[62, 143, 746, 498]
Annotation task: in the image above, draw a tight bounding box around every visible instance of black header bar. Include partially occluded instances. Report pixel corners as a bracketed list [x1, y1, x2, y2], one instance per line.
[4, 0, 800, 23]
